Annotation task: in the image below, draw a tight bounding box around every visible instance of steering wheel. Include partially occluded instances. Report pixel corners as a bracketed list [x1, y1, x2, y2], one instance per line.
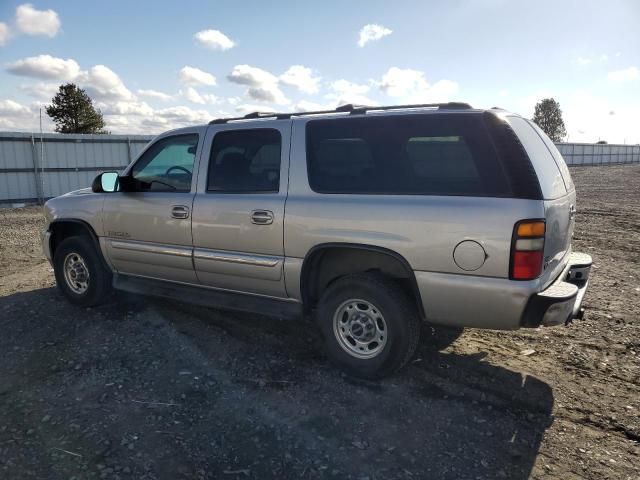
[165, 166, 191, 176]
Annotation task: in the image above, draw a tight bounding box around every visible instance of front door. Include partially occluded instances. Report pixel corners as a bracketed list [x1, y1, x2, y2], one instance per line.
[102, 130, 203, 283]
[191, 124, 290, 297]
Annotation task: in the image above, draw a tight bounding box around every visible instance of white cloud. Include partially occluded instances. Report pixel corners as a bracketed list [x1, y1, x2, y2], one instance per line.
[137, 89, 172, 101]
[279, 65, 320, 94]
[294, 99, 334, 112]
[98, 100, 153, 116]
[234, 104, 276, 114]
[178, 66, 217, 86]
[0, 22, 9, 46]
[576, 57, 591, 66]
[607, 66, 639, 82]
[78, 65, 133, 101]
[6, 55, 133, 102]
[6, 54, 80, 80]
[326, 79, 376, 106]
[181, 87, 218, 105]
[155, 106, 212, 124]
[0, 98, 32, 116]
[378, 67, 459, 103]
[194, 29, 235, 51]
[15, 3, 61, 37]
[358, 24, 392, 47]
[18, 82, 60, 99]
[102, 105, 216, 135]
[227, 64, 289, 104]
[379, 67, 426, 97]
[0, 98, 38, 130]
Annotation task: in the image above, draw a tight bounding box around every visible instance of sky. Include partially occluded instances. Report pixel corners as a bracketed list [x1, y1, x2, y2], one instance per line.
[0, 0, 638, 143]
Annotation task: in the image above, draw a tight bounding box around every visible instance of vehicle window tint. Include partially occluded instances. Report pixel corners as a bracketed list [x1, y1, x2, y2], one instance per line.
[507, 116, 566, 199]
[406, 136, 481, 190]
[529, 121, 574, 192]
[306, 114, 510, 196]
[207, 129, 281, 193]
[131, 134, 198, 192]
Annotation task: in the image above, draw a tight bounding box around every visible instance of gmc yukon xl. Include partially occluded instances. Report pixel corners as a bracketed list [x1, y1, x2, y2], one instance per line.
[42, 103, 592, 378]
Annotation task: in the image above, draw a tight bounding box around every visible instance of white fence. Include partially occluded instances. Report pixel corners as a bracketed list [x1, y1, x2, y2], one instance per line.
[0, 132, 153, 205]
[0, 131, 638, 206]
[556, 143, 640, 166]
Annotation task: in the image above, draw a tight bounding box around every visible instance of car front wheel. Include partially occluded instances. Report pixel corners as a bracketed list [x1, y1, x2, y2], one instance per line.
[53, 235, 112, 307]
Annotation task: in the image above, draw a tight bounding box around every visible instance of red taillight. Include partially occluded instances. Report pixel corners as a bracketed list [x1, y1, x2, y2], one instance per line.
[512, 251, 544, 280]
[510, 220, 545, 280]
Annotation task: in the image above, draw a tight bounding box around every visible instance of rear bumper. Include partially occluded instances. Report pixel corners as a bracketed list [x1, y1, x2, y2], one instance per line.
[521, 252, 592, 327]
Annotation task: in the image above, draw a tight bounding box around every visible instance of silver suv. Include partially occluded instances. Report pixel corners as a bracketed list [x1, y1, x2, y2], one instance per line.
[42, 103, 592, 378]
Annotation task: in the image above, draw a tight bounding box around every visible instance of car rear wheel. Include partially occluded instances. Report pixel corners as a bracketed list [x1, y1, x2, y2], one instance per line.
[53, 236, 112, 307]
[317, 273, 421, 378]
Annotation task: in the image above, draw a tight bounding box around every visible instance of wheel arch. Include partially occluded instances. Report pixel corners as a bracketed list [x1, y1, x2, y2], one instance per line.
[299, 242, 425, 318]
[49, 219, 102, 260]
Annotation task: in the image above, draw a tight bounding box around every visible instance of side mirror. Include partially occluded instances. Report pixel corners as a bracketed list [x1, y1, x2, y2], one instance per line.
[92, 171, 119, 193]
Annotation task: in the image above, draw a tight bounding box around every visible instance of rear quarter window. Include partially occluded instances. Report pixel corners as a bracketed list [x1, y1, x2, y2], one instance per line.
[507, 116, 567, 199]
[305, 113, 511, 197]
[529, 122, 574, 192]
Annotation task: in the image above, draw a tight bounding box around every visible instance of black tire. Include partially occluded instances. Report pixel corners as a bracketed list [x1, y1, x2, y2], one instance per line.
[316, 273, 421, 379]
[53, 235, 112, 307]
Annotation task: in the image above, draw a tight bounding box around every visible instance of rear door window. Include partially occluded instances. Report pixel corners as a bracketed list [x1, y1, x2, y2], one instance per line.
[207, 129, 281, 193]
[306, 113, 510, 197]
[507, 116, 566, 199]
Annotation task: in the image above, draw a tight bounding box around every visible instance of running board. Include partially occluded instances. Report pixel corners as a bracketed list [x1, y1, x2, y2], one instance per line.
[113, 274, 303, 320]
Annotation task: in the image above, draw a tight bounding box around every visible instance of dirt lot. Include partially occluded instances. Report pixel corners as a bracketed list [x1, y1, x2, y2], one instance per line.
[0, 165, 638, 480]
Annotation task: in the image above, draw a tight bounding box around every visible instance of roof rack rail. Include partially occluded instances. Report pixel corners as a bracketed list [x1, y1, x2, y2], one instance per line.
[208, 102, 472, 124]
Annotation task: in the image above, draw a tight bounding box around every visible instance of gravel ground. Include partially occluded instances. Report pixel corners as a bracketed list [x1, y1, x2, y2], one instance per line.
[0, 165, 638, 480]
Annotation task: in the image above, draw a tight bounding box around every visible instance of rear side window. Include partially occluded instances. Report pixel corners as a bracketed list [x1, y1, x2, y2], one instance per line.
[306, 114, 510, 196]
[207, 129, 281, 193]
[507, 117, 566, 199]
[529, 122, 574, 192]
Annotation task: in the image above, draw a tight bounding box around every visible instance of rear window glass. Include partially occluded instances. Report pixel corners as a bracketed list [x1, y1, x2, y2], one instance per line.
[306, 114, 510, 196]
[507, 116, 566, 199]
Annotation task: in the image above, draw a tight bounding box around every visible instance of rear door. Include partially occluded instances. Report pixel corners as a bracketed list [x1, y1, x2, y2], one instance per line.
[191, 123, 291, 298]
[507, 116, 574, 287]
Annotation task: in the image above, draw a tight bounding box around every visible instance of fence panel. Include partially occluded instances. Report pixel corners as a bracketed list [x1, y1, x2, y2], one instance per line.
[553, 142, 640, 166]
[0, 132, 153, 205]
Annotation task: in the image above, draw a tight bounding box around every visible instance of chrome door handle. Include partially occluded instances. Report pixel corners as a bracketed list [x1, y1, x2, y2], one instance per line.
[171, 205, 190, 219]
[250, 210, 274, 225]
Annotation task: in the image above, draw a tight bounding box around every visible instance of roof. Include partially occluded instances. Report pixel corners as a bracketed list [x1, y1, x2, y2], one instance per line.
[208, 102, 476, 125]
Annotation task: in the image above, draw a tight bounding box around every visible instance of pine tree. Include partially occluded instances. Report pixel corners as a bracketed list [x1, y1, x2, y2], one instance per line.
[46, 83, 107, 134]
[532, 98, 567, 142]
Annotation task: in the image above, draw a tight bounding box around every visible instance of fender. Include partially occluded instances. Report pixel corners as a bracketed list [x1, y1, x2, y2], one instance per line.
[299, 242, 425, 318]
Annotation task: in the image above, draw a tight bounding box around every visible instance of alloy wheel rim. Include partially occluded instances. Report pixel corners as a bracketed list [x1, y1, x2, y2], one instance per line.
[333, 299, 388, 359]
[63, 252, 90, 294]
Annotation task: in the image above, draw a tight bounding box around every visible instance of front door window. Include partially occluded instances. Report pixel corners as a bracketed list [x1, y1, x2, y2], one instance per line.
[130, 134, 199, 192]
